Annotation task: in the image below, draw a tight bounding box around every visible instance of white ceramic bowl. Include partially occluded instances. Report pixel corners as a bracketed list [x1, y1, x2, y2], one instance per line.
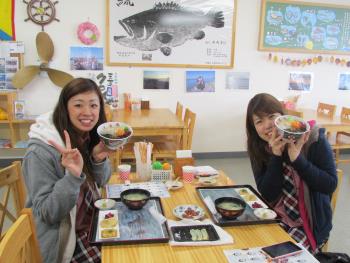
[94, 198, 117, 210]
[97, 122, 133, 150]
[274, 115, 309, 140]
[253, 208, 277, 220]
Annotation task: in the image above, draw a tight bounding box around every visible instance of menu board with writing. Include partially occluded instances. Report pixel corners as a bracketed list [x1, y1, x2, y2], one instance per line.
[259, 0, 350, 54]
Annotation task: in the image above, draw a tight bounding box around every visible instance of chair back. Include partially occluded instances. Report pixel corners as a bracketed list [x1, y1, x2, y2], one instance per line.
[0, 161, 26, 240]
[317, 102, 336, 119]
[104, 104, 113, 122]
[286, 109, 304, 118]
[340, 107, 350, 124]
[183, 108, 196, 149]
[176, 102, 183, 120]
[0, 208, 42, 263]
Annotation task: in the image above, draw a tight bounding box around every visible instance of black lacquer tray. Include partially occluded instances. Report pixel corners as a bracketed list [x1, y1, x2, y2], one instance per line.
[89, 197, 170, 245]
[196, 185, 280, 227]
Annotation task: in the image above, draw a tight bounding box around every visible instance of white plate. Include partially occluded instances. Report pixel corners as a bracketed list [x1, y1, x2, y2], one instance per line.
[165, 180, 183, 190]
[253, 208, 277, 220]
[94, 199, 117, 210]
[173, 205, 205, 220]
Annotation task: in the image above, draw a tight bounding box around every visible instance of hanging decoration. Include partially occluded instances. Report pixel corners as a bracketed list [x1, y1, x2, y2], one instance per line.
[77, 21, 100, 45]
[267, 53, 350, 67]
[23, 0, 60, 31]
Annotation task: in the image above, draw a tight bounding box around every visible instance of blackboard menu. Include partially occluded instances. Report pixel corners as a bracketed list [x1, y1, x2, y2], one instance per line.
[259, 0, 350, 54]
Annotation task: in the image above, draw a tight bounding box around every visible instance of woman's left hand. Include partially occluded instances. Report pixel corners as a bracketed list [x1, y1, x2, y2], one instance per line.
[92, 141, 112, 163]
[287, 132, 310, 162]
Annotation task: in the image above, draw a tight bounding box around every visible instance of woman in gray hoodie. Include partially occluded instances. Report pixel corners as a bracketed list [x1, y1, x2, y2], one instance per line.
[23, 78, 112, 263]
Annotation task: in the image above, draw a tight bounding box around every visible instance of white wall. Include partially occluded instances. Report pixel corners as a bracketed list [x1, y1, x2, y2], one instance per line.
[14, 0, 350, 153]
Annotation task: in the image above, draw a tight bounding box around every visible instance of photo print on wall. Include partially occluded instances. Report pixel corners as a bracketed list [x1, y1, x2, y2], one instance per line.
[143, 70, 170, 89]
[226, 72, 250, 90]
[70, 46, 104, 70]
[186, 70, 215, 92]
[338, 73, 350, 90]
[288, 71, 313, 92]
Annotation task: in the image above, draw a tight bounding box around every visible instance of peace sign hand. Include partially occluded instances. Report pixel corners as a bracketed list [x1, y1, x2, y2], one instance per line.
[49, 130, 84, 177]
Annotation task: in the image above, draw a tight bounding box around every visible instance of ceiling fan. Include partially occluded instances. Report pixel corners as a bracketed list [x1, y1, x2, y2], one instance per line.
[12, 32, 73, 89]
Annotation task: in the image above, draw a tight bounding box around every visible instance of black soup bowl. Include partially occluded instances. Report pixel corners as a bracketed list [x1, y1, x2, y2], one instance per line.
[120, 189, 151, 210]
[214, 197, 246, 220]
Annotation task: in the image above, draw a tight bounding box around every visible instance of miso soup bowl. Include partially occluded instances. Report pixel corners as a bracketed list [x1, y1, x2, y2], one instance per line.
[120, 188, 151, 210]
[97, 122, 133, 150]
[214, 197, 246, 220]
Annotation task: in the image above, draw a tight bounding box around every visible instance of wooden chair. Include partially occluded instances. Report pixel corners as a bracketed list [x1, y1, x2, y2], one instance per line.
[328, 107, 350, 165]
[153, 108, 196, 160]
[322, 169, 343, 252]
[176, 102, 183, 120]
[285, 109, 303, 118]
[0, 208, 42, 263]
[119, 102, 185, 163]
[317, 102, 336, 119]
[0, 161, 26, 240]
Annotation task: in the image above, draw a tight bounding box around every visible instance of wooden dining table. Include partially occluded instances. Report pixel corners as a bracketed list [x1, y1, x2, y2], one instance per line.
[112, 108, 187, 149]
[298, 108, 350, 133]
[101, 172, 293, 263]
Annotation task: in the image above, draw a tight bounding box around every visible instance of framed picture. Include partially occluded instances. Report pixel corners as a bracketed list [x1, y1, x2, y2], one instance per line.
[259, 0, 350, 54]
[106, 0, 237, 68]
[288, 71, 313, 92]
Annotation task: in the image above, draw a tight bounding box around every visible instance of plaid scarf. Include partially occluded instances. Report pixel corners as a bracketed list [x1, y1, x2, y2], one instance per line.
[71, 182, 101, 263]
[280, 163, 311, 250]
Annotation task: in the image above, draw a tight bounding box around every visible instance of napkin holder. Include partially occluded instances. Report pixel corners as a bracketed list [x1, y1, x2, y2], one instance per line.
[174, 157, 195, 178]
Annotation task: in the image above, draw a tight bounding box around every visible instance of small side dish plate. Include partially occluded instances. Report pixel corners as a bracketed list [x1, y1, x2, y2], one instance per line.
[98, 210, 120, 240]
[165, 180, 183, 190]
[253, 208, 277, 220]
[171, 224, 219, 242]
[173, 205, 205, 220]
[94, 199, 117, 210]
[198, 177, 217, 186]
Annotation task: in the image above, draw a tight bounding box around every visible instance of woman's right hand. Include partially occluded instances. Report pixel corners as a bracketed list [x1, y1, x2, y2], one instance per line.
[268, 128, 286, 156]
[49, 130, 84, 177]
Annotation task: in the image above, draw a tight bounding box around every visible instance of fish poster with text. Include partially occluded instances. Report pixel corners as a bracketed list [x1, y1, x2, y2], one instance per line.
[107, 0, 236, 68]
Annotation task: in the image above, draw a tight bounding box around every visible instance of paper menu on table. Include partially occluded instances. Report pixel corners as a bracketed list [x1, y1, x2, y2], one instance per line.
[106, 181, 170, 198]
[224, 243, 319, 263]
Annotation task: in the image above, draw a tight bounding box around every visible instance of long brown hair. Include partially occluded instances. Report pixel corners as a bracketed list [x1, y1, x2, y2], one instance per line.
[53, 78, 106, 176]
[246, 93, 285, 170]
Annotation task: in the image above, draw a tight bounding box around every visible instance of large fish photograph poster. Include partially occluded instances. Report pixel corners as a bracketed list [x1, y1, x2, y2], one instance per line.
[107, 0, 236, 68]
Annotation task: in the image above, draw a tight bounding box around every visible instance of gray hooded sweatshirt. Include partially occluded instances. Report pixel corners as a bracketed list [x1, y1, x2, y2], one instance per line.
[22, 111, 111, 263]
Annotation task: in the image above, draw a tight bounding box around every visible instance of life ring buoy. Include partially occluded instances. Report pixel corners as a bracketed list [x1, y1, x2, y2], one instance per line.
[77, 21, 100, 45]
